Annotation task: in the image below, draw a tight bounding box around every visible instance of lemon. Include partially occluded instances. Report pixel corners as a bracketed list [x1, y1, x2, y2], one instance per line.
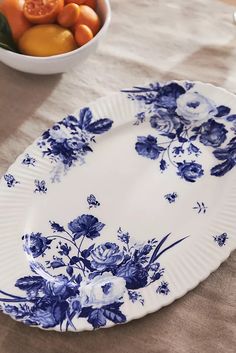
[18, 24, 77, 57]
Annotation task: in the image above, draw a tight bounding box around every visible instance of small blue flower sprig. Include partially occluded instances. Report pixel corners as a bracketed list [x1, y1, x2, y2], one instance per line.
[0, 214, 188, 331]
[34, 180, 47, 194]
[164, 192, 178, 204]
[193, 202, 207, 214]
[37, 107, 113, 182]
[213, 233, 228, 247]
[22, 154, 36, 167]
[4, 174, 19, 188]
[123, 81, 236, 182]
[87, 194, 100, 209]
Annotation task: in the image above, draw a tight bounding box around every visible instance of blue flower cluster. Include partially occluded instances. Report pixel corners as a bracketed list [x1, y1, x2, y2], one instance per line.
[0, 213, 187, 331]
[37, 108, 113, 182]
[135, 135, 165, 160]
[124, 81, 236, 181]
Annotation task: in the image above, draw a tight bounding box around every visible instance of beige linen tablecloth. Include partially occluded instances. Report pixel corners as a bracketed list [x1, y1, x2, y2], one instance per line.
[0, 0, 236, 352]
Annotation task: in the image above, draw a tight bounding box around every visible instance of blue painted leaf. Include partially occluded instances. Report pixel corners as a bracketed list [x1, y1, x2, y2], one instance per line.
[69, 256, 80, 265]
[86, 119, 113, 134]
[53, 301, 69, 326]
[83, 145, 93, 153]
[75, 274, 82, 285]
[213, 148, 230, 160]
[161, 132, 176, 139]
[189, 135, 197, 141]
[151, 272, 162, 281]
[176, 124, 184, 136]
[215, 105, 230, 117]
[88, 271, 102, 280]
[178, 136, 188, 143]
[210, 160, 234, 177]
[78, 107, 93, 129]
[80, 306, 93, 318]
[50, 258, 65, 269]
[160, 159, 167, 171]
[226, 114, 236, 122]
[88, 309, 107, 328]
[15, 276, 44, 290]
[188, 143, 199, 153]
[42, 129, 50, 140]
[65, 310, 77, 331]
[149, 233, 171, 265]
[66, 266, 73, 276]
[78, 257, 93, 270]
[191, 126, 200, 133]
[103, 302, 126, 324]
[81, 244, 95, 258]
[154, 236, 189, 261]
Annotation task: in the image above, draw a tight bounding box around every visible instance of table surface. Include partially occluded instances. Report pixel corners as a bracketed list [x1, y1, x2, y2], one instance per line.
[0, 1, 236, 352]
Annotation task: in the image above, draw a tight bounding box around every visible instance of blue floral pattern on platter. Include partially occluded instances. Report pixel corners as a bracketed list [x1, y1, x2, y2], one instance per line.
[0, 81, 234, 332]
[0, 213, 188, 331]
[123, 81, 236, 182]
[37, 107, 113, 182]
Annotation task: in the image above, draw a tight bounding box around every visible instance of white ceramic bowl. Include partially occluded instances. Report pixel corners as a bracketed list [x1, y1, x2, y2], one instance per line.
[0, 0, 111, 74]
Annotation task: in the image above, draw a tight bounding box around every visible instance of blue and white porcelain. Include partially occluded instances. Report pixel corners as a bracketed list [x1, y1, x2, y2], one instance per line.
[0, 81, 236, 332]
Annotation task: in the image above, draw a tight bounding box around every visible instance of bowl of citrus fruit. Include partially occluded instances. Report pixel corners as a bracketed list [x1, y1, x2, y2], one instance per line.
[0, 0, 111, 74]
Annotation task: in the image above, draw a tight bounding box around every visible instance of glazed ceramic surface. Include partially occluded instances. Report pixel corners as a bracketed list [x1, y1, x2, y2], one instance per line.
[0, 81, 236, 331]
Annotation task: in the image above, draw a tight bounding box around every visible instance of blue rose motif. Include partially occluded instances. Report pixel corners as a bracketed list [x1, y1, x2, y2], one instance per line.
[211, 138, 236, 176]
[50, 141, 74, 164]
[150, 109, 182, 134]
[80, 273, 126, 308]
[176, 91, 217, 121]
[68, 214, 105, 240]
[135, 135, 165, 160]
[23, 233, 52, 258]
[177, 161, 204, 182]
[61, 115, 80, 130]
[48, 125, 69, 143]
[90, 243, 124, 271]
[44, 275, 77, 299]
[154, 82, 186, 110]
[63, 137, 86, 151]
[198, 119, 227, 148]
[115, 261, 148, 289]
[30, 299, 68, 329]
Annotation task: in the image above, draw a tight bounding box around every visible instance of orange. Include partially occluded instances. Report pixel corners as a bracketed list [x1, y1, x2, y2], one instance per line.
[23, 0, 64, 24]
[75, 5, 100, 35]
[84, 0, 96, 10]
[65, 0, 85, 4]
[57, 3, 80, 28]
[19, 24, 77, 56]
[75, 24, 93, 46]
[0, 0, 32, 42]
